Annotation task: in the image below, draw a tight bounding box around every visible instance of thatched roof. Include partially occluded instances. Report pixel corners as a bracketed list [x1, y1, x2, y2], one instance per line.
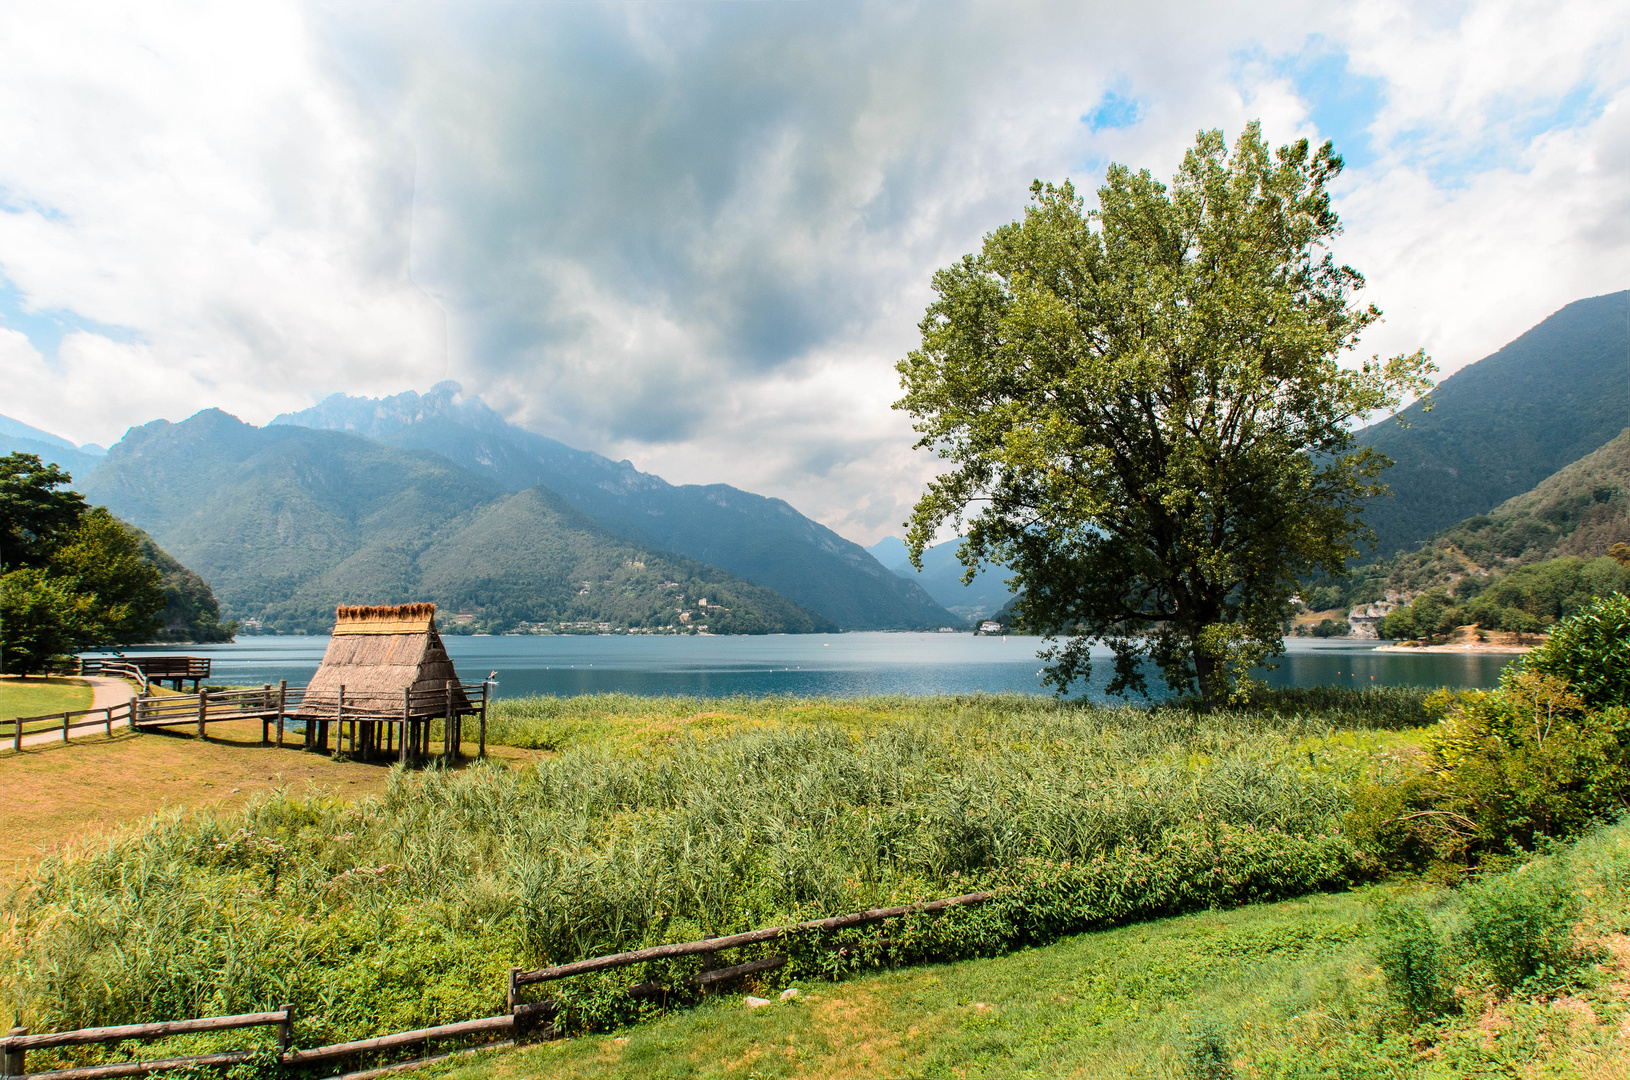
[301, 603, 471, 717]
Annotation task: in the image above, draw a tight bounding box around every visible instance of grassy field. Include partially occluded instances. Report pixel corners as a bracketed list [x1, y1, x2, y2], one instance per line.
[2, 691, 1430, 1040]
[421, 820, 1630, 1079]
[0, 718, 539, 874]
[7, 687, 1626, 1077]
[0, 677, 95, 729]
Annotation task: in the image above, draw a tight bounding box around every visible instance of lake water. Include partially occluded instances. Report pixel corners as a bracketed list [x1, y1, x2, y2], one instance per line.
[90, 633, 1517, 701]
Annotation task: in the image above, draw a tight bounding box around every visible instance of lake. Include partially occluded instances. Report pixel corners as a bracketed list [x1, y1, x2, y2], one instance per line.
[90, 633, 1517, 701]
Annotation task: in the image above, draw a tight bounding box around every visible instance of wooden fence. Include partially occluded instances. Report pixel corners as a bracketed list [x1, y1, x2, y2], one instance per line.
[0, 890, 995, 1080]
[2, 702, 134, 752]
[3, 681, 488, 765]
[129, 682, 490, 763]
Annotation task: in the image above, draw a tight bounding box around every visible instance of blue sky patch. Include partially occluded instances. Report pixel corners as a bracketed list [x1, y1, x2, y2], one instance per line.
[1083, 90, 1142, 132]
[1258, 40, 1386, 171]
[0, 279, 138, 358]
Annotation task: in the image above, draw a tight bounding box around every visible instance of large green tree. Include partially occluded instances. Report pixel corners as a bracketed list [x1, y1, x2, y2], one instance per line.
[0, 454, 169, 671]
[0, 453, 87, 571]
[896, 124, 1435, 705]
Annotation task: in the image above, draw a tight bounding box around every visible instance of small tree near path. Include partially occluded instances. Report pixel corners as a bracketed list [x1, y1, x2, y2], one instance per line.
[896, 123, 1435, 707]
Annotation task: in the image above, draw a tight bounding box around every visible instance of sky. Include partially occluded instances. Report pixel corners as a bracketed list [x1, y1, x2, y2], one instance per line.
[1, 0, 1625, 544]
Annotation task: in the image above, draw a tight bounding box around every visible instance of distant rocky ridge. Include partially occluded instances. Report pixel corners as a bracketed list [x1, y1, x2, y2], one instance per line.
[271, 384, 956, 630]
[80, 409, 835, 635]
[865, 536, 1016, 620]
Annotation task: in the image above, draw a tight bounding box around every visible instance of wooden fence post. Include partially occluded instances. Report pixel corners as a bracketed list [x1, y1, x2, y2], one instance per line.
[196, 692, 207, 739]
[62, 711, 70, 743]
[4, 1025, 26, 1077]
[277, 1004, 294, 1053]
[334, 684, 345, 756]
[104, 707, 113, 737]
[444, 683, 454, 760]
[507, 967, 520, 1013]
[12, 719, 20, 754]
[276, 680, 287, 748]
[480, 683, 488, 759]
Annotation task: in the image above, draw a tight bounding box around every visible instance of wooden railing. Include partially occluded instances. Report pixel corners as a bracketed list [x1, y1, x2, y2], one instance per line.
[72, 661, 148, 694]
[2, 702, 134, 752]
[79, 657, 209, 692]
[127, 682, 491, 762]
[0, 1006, 527, 1080]
[0, 887, 996, 1080]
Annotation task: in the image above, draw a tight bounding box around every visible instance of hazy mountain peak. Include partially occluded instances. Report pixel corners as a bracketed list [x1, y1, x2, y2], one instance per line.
[0, 413, 105, 455]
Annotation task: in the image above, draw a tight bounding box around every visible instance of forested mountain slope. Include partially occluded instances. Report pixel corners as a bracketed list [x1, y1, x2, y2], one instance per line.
[271, 385, 956, 630]
[82, 410, 833, 635]
[1356, 290, 1629, 556]
[1350, 427, 1630, 605]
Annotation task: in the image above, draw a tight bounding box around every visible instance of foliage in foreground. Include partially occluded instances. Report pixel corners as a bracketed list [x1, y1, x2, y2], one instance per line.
[3, 694, 1392, 1044]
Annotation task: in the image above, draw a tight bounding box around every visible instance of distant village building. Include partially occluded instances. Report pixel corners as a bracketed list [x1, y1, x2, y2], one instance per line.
[1347, 601, 1396, 639]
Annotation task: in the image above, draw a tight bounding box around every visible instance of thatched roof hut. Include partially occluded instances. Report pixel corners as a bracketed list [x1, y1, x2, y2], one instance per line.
[301, 603, 471, 717]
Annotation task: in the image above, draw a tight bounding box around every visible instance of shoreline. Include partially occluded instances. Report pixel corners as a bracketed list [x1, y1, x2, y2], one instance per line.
[1371, 641, 1533, 655]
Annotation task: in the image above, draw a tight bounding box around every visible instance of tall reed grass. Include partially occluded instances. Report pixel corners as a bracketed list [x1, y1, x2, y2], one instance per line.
[3, 693, 1416, 1042]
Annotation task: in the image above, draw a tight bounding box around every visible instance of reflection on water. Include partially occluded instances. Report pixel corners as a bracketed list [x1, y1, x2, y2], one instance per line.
[89, 634, 1518, 701]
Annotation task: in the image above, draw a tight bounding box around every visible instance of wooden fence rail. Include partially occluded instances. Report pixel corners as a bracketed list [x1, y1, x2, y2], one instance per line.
[79, 657, 209, 692]
[3, 703, 134, 752]
[0, 886, 995, 1080]
[510, 889, 995, 990]
[0, 1007, 292, 1080]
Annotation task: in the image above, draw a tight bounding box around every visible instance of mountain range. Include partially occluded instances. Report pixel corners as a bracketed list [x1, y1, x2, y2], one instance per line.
[864, 536, 1016, 620]
[12, 288, 1627, 638]
[1351, 426, 1630, 606]
[79, 410, 834, 634]
[268, 386, 952, 630]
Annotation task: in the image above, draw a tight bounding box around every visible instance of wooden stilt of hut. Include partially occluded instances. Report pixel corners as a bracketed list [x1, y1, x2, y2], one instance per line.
[299, 603, 485, 762]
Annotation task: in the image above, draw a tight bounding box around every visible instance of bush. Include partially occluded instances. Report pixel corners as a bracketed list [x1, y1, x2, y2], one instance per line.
[1429, 671, 1630, 858]
[1523, 591, 1630, 708]
[1374, 897, 1451, 1022]
[1453, 861, 1582, 993]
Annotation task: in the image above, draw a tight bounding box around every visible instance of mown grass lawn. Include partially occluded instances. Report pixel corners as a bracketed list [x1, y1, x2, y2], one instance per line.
[443, 890, 1383, 1080]
[0, 677, 94, 725]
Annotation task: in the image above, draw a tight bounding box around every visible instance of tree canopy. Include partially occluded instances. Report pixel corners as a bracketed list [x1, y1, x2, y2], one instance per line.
[896, 124, 1435, 705]
[0, 453, 87, 571]
[0, 454, 167, 674]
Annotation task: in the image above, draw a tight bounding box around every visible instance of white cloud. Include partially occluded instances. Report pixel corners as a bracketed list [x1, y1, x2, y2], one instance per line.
[0, 1, 447, 446]
[0, 0, 1623, 544]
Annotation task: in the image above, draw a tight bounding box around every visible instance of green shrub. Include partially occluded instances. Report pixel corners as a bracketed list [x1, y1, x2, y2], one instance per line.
[1429, 671, 1630, 858]
[1373, 897, 1451, 1022]
[1523, 591, 1630, 708]
[1453, 861, 1582, 993]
